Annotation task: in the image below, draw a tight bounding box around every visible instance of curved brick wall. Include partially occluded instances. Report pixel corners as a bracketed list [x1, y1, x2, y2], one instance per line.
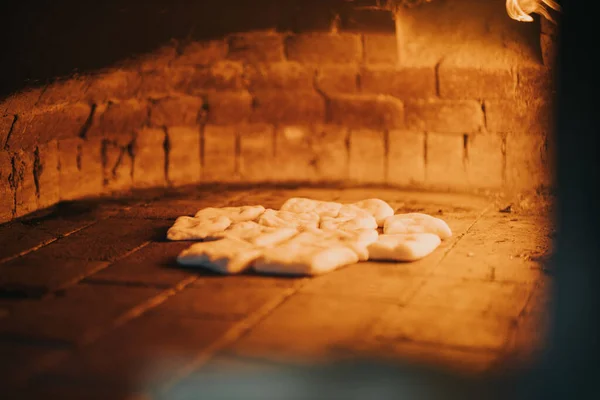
[0, 0, 557, 223]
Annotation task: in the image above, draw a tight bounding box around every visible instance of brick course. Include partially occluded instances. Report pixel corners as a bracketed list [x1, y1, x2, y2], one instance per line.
[12, 151, 37, 217]
[227, 33, 285, 63]
[251, 91, 326, 124]
[7, 104, 92, 151]
[87, 100, 147, 144]
[0, 15, 555, 222]
[349, 129, 386, 184]
[405, 100, 484, 134]
[316, 66, 359, 94]
[36, 140, 60, 208]
[387, 130, 426, 186]
[328, 94, 404, 130]
[167, 126, 202, 186]
[286, 34, 362, 64]
[0, 152, 14, 223]
[203, 125, 238, 182]
[438, 64, 515, 99]
[132, 128, 167, 188]
[245, 62, 314, 91]
[150, 96, 203, 127]
[361, 66, 436, 99]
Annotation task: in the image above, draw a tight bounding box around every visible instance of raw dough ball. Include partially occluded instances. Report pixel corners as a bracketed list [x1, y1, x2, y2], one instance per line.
[280, 197, 342, 218]
[167, 216, 231, 241]
[258, 209, 320, 230]
[194, 205, 266, 223]
[352, 199, 394, 227]
[367, 233, 442, 262]
[177, 237, 263, 274]
[383, 213, 452, 240]
[253, 242, 358, 276]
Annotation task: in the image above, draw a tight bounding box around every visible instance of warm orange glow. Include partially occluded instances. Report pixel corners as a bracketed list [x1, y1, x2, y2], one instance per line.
[506, 0, 561, 23]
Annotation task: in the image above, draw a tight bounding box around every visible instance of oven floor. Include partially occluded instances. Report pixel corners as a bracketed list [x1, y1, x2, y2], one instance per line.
[0, 186, 553, 399]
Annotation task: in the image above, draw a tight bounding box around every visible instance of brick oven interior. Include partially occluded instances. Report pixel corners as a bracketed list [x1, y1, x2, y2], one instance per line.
[0, 0, 557, 398]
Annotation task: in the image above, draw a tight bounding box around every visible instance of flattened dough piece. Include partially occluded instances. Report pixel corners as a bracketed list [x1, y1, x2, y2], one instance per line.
[253, 243, 358, 276]
[258, 209, 320, 230]
[177, 238, 263, 274]
[211, 221, 299, 247]
[167, 216, 231, 241]
[320, 205, 377, 231]
[194, 205, 265, 223]
[367, 233, 441, 262]
[383, 213, 452, 240]
[298, 228, 379, 261]
[280, 197, 342, 218]
[352, 199, 394, 227]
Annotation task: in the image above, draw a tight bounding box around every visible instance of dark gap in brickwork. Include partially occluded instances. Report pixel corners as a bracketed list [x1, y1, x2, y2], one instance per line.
[331, 13, 342, 33]
[481, 102, 488, 130]
[234, 128, 241, 176]
[163, 128, 171, 185]
[434, 58, 444, 97]
[3, 115, 18, 151]
[345, 129, 352, 177]
[383, 129, 390, 182]
[199, 125, 206, 172]
[9, 156, 17, 215]
[423, 132, 429, 180]
[78, 104, 96, 139]
[100, 140, 110, 186]
[462, 134, 469, 170]
[33, 147, 41, 200]
[312, 70, 331, 122]
[75, 143, 82, 171]
[272, 125, 278, 157]
[500, 133, 507, 185]
[127, 138, 136, 182]
[360, 34, 367, 65]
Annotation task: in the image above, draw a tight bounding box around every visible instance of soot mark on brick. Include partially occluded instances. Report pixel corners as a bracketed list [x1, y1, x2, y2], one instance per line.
[463, 134, 469, 171]
[127, 139, 136, 182]
[76, 143, 83, 171]
[3, 115, 18, 150]
[33, 147, 41, 199]
[500, 133, 507, 185]
[383, 130, 389, 182]
[434, 59, 444, 97]
[78, 104, 96, 139]
[423, 132, 428, 181]
[481, 102, 487, 130]
[313, 70, 331, 122]
[163, 128, 171, 185]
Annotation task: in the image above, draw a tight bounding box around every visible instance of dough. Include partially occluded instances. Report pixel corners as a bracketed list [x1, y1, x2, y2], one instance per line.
[208, 221, 299, 247]
[194, 205, 265, 223]
[253, 242, 358, 276]
[258, 209, 320, 230]
[352, 199, 394, 227]
[284, 228, 378, 261]
[367, 233, 441, 262]
[280, 197, 342, 218]
[320, 205, 377, 231]
[167, 216, 231, 241]
[176, 237, 263, 274]
[383, 213, 452, 240]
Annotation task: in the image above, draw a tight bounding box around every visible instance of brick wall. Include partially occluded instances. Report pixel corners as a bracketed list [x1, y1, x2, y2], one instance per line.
[0, 0, 556, 223]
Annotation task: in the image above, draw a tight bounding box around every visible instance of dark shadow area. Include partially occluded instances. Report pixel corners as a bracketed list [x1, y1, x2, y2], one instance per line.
[1, 0, 394, 98]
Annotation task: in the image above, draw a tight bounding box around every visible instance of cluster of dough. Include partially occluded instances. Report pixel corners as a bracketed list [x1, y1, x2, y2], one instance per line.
[167, 198, 452, 276]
